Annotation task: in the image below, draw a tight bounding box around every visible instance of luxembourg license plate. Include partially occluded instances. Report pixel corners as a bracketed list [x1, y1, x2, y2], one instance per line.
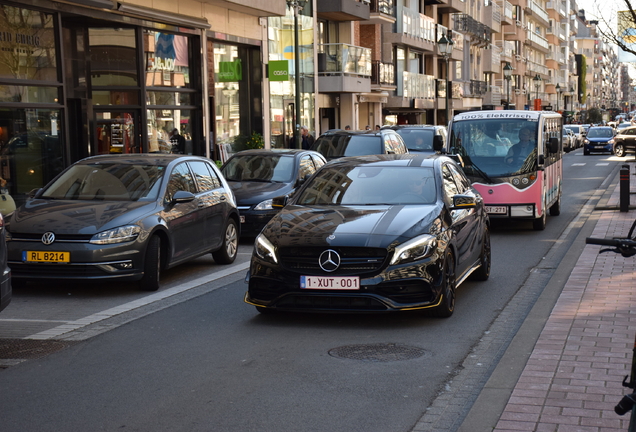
[23, 251, 70, 263]
[300, 276, 360, 290]
[485, 206, 507, 215]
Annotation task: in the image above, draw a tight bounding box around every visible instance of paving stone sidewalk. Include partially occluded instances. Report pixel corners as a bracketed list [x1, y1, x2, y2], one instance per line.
[494, 162, 636, 432]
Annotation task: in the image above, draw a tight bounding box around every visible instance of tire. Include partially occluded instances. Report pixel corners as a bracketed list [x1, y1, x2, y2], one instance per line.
[139, 235, 160, 291]
[533, 202, 547, 231]
[470, 226, 490, 281]
[615, 144, 626, 157]
[212, 218, 238, 264]
[433, 251, 456, 318]
[549, 193, 561, 216]
[583, 148, 590, 155]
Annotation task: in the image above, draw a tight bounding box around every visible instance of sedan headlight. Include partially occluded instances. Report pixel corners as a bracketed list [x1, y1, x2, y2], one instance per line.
[253, 199, 274, 211]
[90, 225, 141, 245]
[390, 234, 437, 265]
[254, 233, 278, 264]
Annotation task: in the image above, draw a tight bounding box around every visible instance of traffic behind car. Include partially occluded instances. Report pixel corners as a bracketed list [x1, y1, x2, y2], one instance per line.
[583, 126, 615, 155]
[562, 129, 575, 152]
[616, 122, 632, 133]
[221, 149, 326, 237]
[310, 129, 408, 161]
[564, 125, 583, 148]
[613, 126, 636, 157]
[6, 154, 240, 291]
[244, 154, 491, 317]
[381, 125, 446, 153]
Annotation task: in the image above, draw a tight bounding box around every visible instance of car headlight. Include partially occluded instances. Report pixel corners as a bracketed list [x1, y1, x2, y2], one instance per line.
[254, 233, 278, 264]
[253, 199, 274, 211]
[390, 234, 437, 265]
[90, 225, 141, 245]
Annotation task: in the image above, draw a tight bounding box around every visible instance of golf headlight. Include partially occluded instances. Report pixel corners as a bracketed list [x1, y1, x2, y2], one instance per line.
[390, 234, 437, 265]
[255, 233, 278, 264]
[90, 225, 141, 245]
[253, 199, 274, 211]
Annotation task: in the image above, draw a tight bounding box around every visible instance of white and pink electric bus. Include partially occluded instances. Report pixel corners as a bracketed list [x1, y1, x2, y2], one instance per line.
[446, 110, 563, 230]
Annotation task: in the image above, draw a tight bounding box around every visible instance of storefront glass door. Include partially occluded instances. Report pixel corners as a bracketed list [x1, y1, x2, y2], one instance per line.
[95, 111, 139, 154]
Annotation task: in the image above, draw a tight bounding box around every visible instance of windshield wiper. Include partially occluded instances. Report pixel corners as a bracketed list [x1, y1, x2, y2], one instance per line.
[463, 157, 492, 183]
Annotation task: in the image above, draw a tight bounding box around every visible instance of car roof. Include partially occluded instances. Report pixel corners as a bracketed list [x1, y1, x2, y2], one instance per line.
[77, 153, 199, 165]
[317, 130, 394, 138]
[227, 149, 317, 156]
[321, 153, 452, 168]
[589, 126, 613, 130]
[381, 125, 444, 130]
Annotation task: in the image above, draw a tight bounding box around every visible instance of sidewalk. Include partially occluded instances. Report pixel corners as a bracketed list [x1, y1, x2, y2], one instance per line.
[492, 162, 636, 431]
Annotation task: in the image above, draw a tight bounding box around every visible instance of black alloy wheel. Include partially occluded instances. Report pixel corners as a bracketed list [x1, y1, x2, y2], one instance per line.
[434, 250, 456, 318]
[139, 235, 161, 291]
[470, 227, 491, 281]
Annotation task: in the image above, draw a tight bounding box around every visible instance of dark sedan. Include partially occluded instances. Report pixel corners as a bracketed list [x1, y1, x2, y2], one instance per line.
[310, 129, 408, 161]
[244, 154, 491, 316]
[613, 126, 636, 157]
[221, 149, 326, 237]
[583, 126, 615, 155]
[6, 154, 240, 291]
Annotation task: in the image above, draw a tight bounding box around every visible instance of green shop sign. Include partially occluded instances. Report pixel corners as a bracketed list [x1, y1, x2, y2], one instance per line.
[217, 60, 242, 82]
[268, 60, 289, 81]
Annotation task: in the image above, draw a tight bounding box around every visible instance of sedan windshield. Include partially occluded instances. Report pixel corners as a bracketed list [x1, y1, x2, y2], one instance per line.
[222, 155, 294, 182]
[314, 135, 383, 159]
[587, 128, 613, 138]
[296, 166, 436, 205]
[395, 129, 435, 151]
[41, 163, 165, 201]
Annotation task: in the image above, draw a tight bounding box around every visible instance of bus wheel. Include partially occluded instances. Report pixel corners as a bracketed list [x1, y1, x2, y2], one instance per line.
[533, 200, 547, 231]
[549, 195, 561, 216]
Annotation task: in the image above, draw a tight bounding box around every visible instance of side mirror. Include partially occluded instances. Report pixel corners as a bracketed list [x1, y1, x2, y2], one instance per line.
[272, 195, 289, 209]
[451, 194, 476, 210]
[171, 190, 195, 204]
[433, 135, 444, 152]
[295, 173, 311, 188]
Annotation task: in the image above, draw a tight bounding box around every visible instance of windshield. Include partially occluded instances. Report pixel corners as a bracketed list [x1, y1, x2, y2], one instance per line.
[564, 126, 579, 133]
[587, 128, 613, 138]
[41, 163, 165, 201]
[296, 165, 436, 205]
[448, 119, 539, 178]
[314, 135, 382, 159]
[222, 154, 294, 182]
[394, 129, 435, 151]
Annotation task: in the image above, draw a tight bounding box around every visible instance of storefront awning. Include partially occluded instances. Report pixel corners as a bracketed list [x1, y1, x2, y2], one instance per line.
[117, 3, 211, 29]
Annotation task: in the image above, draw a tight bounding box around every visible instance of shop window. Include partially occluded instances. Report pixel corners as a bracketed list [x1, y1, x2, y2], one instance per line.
[89, 28, 138, 86]
[144, 30, 192, 89]
[147, 109, 192, 154]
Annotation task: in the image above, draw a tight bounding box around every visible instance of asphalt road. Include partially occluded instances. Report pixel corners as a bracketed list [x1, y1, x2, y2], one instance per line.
[0, 149, 625, 432]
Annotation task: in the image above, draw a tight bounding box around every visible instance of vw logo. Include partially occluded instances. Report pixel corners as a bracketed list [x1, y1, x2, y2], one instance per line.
[41, 232, 55, 245]
[319, 249, 340, 272]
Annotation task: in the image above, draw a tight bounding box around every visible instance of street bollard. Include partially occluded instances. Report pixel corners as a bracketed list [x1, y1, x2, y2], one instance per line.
[621, 164, 630, 212]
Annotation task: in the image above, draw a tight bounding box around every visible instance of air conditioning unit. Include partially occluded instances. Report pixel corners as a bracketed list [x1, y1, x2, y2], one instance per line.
[515, 54, 522, 61]
[516, 20, 522, 27]
[515, 89, 522, 95]
[521, 89, 527, 94]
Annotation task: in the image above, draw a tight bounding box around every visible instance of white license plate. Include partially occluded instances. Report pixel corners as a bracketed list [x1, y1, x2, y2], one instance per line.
[300, 276, 360, 290]
[240, 215, 245, 223]
[595, 146, 606, 149]
[485, 206, 507, 215]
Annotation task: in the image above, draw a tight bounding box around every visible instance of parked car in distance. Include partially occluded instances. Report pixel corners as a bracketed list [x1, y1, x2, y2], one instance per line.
[564, 125, 584, 148]
[613, 126, 636, 157]
[244, 154, 491, 317]
[311, 129, 408, 161]
[616, 122, 633, 133]
[562, 129, 575, 152]
[0, 213, 11, 313]
[5, 154, 240, 291]
[583, 126, 615, 155]
[380, 125, 446, 153]
[221, 149, 326, 237]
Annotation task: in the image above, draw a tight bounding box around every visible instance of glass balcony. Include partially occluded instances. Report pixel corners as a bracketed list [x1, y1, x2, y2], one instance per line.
[371, 61, 395, 86]
[370, 0, 395, 15]
[317, 44, 372, 76]
[402, 72, 435, 99]
[397, 7, 436, 43]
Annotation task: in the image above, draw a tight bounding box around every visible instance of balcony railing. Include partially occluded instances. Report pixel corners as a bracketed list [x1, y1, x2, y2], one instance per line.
[452, 13, 492, 46]
[371, 61, 395, 86]
[526, 30, 549, 50]
[527, 0, 549, 23]
[496, 0, 514, 21]
[369, 0, 395, 15]
[398, 7, 436, 42]
[318, 43, 372, 76]
[462, 80, 488, 97]
[527, 60, 548, 76]
[402, 71, 435, 99]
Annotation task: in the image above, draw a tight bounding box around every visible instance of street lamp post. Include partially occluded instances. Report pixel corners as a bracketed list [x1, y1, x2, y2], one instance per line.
[555, 83, 561, 112]
[287, 0, 305, 149]
[503, 62, 513, 110]
[437, 34, 454, 125]
[533, 74, 542, 108]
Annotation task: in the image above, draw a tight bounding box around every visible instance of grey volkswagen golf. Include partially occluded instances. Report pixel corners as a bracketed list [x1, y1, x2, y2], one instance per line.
[5, 154, 240, 291]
